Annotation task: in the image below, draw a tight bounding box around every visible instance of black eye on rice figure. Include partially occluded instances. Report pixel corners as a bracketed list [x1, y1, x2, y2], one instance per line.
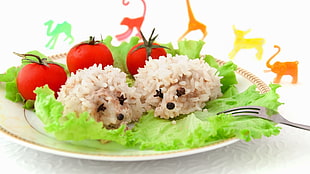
[176, 87, 186, 97]
[117, 113, 124, 120]
[97, 103, 106, 112]
[117, 94, 127, 105]
[154, 88, 164, 98]
[166, 102, 175, 110]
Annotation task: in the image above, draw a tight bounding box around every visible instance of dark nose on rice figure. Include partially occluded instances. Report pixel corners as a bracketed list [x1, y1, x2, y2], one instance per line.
[166, 102, 175, 110]
[117, 113, 125, 120]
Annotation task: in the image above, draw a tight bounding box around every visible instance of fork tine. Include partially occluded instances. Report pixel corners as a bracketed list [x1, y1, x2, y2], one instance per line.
[221, 109, 260, 114]
[227, 112, 260, 117]
[216, 106, 271, 120]
[217, 106, 260, 115]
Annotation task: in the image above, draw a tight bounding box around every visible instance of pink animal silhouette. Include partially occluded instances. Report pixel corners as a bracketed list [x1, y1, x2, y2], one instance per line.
[116, 0, 146, 41]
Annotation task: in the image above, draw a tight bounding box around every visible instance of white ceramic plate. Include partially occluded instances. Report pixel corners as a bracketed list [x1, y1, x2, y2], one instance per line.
[0, 58, 269, 161]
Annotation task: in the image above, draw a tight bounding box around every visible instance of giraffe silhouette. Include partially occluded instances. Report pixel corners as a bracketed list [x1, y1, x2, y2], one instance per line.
[44, 20, 74, 49]
[178, 0, 207, 41]
[116, 0, 146, 41]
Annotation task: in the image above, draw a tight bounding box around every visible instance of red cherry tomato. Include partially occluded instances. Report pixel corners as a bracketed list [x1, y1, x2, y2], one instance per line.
[127, 43, 167, 75]
[126, 29, 167, 75]
[67, 36, 113, 73]
[16, 54, 67, 100]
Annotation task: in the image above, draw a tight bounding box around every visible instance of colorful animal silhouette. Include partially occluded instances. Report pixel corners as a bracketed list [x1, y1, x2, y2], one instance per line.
[116, 0, 146, 41]
[44, 20, 74, 49]
[178, 0, 207, 41]
[265, 45, 298, 84]
[229, 25, 265, 60]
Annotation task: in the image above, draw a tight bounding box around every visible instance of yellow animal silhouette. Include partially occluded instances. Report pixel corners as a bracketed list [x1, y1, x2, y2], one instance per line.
[265, 45, 298, 84]
[178, 0, 207, 41]
[229, 25, 265, 60]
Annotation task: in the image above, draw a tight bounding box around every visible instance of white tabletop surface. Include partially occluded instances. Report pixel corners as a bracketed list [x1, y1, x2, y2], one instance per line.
[1, 0, 310, 173]
[0, 127, 309, 174]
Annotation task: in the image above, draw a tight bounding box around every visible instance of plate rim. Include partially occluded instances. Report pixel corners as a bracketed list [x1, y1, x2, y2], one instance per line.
[0, 126, 239, 161]
[0, 56, 269, 161]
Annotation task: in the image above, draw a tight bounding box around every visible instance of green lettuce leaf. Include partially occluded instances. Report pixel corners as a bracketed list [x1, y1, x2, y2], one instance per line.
[0, 66, 23, 102]
[126, 111, 216, 150]
[0, 66, 19, 82]
[205, 113, 280, 142]
[217, 61, 238, 95]
[206, 83, 282, 141]
[205, 84, 282, 116]
[162, 39, 205, 59]
[177, 39, 205, 59]
[204, 55, 220, 69]
[160, 42, 179, 56]
[203, 54, 238, 95]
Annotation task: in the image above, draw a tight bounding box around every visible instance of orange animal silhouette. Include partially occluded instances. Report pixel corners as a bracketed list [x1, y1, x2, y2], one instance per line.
[265, 45, 298, 84]
[178, 0, 207, 41]
[229, 25, 265, 60]
[116, 0, 146, 41]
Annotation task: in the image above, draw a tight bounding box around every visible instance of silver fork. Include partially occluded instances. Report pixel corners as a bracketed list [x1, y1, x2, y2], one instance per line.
[217, 106, 310, 131]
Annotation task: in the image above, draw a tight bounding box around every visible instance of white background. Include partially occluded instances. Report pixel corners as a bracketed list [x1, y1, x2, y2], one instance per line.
[1, 0, 310, 173]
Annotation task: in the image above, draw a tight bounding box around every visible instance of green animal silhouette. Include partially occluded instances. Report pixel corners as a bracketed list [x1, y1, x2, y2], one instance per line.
[44, 20, 74, 49]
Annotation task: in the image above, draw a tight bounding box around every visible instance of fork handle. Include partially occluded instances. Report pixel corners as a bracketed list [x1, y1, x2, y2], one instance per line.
[281, 121, 310, 131]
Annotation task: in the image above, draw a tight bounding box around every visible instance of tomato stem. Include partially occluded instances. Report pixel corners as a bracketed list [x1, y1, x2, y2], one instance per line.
[132, 28, 168, 60]
[13, 52, 62, 67]
[14, 52, 44, 63]
[85, 36, 101, 45]
[89, 36, 96, 45]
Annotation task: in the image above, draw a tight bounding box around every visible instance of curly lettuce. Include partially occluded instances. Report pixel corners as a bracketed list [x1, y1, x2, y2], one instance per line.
[162, 39, 205, 59]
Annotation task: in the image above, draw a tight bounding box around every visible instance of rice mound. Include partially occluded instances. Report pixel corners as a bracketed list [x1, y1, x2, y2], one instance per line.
[57, 64, 144, 129]
[134, 55, 222, 119]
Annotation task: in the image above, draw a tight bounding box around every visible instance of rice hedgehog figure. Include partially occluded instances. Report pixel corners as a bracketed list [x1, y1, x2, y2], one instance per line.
[134, 55, 222, 119]
[57, 64, 144, 129]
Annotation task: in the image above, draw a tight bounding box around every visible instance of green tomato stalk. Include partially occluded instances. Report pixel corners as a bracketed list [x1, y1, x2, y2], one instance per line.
[13, 52, 62, 67]
[133, 28, 168, 60]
